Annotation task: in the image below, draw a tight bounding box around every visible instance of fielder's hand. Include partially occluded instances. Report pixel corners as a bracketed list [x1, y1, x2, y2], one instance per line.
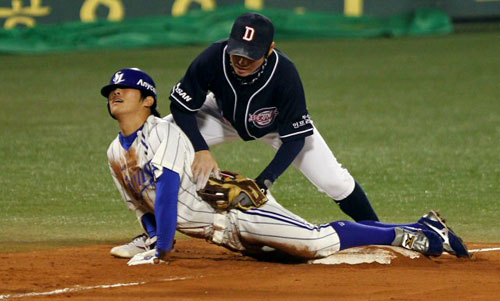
[192, 150, 220, 191]
[127, 249, 167, 266]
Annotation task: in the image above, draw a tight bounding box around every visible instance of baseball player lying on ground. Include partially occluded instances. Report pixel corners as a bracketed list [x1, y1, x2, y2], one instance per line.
[101, 68, 469, 266]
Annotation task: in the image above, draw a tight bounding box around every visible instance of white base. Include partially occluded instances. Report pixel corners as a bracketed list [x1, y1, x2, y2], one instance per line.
[308, 246, 421, 265]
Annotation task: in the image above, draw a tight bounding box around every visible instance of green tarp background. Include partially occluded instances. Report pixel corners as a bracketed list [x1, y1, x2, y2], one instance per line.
[0, 5, 452, 54]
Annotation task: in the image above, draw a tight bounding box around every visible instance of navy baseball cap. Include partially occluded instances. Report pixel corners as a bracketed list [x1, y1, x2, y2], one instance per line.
[101, 68, 160, 117]
[227, 12, 274, 60]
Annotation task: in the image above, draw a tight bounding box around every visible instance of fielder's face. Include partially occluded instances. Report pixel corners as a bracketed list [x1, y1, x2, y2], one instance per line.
[229, 42, 275, 77]
[230, 54, 266, 77]
[107, 87, 144, 117]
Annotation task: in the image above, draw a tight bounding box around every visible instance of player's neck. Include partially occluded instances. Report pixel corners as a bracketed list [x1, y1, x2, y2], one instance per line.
[117, 113, 148, 136]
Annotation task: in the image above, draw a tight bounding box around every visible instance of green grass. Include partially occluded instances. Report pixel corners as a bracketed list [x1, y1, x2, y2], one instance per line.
[0, 31, 498, 252]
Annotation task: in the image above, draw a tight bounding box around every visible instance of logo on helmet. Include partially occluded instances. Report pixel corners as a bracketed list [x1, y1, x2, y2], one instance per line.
[137, 79, 157, 95]
[113, 71, 125, 84]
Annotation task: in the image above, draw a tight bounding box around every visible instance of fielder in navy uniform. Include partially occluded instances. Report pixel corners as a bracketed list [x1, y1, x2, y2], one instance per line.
[167, 12, 378, 222]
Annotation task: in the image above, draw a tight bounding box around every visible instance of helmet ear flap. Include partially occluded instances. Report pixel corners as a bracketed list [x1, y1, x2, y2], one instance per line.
[107, 102, 117, 120]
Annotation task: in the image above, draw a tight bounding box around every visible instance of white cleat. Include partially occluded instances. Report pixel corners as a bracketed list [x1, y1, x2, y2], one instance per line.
[110, 234, 151, 258]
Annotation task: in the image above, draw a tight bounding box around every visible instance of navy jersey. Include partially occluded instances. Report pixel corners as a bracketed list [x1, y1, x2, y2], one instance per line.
[169, 40, 313, 142]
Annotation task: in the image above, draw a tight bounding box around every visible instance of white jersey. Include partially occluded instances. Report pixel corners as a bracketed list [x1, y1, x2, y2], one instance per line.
[108, 115, 340, 259]
[107, 115, 214, 237]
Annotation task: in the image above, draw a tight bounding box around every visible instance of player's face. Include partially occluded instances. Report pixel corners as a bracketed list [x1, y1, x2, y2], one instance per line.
[108, 87, 143, 117]
[230, 54, 265, 77]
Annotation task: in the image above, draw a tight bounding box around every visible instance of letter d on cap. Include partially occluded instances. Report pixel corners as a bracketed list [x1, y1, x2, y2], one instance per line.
[243, 26, 255, 41]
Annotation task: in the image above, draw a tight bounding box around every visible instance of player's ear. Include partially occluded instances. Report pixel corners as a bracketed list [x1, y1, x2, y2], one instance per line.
[143, 95, 155, 109]
[267, 42, 275, 56]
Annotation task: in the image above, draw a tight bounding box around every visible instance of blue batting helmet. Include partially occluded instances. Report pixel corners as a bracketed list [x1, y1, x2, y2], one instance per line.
[101, 68, 160, 118]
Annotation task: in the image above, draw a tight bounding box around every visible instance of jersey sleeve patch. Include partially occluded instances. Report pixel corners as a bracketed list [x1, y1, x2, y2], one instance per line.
[273, 56, 314, 142]
[279, 114, 314, 141]
[170, 82, 199, 112]
[169, 42, 222, 112]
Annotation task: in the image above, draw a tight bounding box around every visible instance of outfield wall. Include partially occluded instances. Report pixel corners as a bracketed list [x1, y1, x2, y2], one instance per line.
[0, 6, 453, 54]
[1, 0, 499, 29]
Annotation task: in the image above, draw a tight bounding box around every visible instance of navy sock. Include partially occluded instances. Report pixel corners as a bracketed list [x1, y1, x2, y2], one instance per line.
[336, 181, 379, 222]
[330, 221, 395, 250]
[358, 220, 425, 230]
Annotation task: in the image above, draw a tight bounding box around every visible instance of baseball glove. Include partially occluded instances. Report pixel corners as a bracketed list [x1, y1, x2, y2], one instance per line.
[197, 170, 268, 211]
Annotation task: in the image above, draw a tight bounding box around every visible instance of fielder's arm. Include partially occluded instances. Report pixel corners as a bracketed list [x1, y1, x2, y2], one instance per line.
[255, 138, 305, 190]
[170, 103, 219, 190]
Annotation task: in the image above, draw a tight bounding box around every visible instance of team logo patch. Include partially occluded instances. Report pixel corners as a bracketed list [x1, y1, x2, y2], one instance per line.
[248, 107, 279, 128]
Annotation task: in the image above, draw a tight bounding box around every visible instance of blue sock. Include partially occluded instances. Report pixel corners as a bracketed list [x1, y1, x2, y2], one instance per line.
[330, 221, 396, 250]
[358, 220, 425, 230]
[141, 212, 157, 238]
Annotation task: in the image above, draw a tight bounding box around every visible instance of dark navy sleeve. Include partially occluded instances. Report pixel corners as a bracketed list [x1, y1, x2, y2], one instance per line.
[170, 103, 209, 151]
[154, 168, 179, 255]
[169, 42, 221, 112]
[275, 58, 314, 142]
[256, 138, 305, 185]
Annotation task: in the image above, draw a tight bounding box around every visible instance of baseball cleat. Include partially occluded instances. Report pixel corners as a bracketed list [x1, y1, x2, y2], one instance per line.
[418, 210, 470, 258]
[392, 227, 443, 257]
[110, 233, 150, 258]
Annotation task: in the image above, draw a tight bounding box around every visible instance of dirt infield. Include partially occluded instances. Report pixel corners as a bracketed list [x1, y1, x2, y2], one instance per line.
[1, 239, 499, 300]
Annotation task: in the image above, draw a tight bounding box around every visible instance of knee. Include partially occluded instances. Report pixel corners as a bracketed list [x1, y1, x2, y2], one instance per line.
[315, 173, 355, 200]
